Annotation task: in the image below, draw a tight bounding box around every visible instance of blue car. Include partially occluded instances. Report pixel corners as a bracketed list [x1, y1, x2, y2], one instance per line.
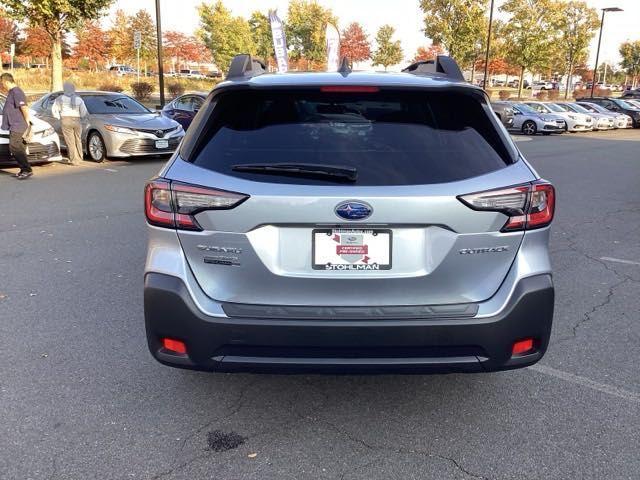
[161, 93, 206, 130]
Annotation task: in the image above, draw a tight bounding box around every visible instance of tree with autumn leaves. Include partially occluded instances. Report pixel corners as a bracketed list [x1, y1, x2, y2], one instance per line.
[0, 11, 20, 70]
[74, 20, 110, 72]
[164, 31, 211, 71]
[3, 0, 113, 90]
[340, 23, 371, 67]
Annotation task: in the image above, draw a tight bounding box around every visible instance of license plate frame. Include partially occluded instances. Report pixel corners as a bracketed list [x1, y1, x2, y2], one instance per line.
[312, 228, 392, 271]
[155, 139, 169, 149]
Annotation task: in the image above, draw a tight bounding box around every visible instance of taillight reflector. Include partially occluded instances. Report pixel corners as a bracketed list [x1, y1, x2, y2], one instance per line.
[458, 180, 555, 232]
[320, 85, 380, 93]
[162, 338, 187, 355]
[144, 179, 248, 231]
[512, 338, 535, 356]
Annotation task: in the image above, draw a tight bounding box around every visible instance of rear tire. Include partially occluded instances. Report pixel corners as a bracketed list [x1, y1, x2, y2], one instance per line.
[522, 120, 537, 135]
[87, 131, 107, 163]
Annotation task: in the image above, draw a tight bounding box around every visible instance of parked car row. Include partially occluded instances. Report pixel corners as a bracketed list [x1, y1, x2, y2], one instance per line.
[1, 90, 185, 168]
[492, 97, 639, 135]
[3, 86, 639, 169]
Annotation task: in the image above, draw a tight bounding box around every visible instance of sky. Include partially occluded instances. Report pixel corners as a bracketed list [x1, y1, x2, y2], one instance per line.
[107, 0, 639, 69]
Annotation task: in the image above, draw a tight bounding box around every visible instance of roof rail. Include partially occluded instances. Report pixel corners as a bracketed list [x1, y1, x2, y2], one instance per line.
[226, 54, 266, 80]
[402, 55, 465, 82]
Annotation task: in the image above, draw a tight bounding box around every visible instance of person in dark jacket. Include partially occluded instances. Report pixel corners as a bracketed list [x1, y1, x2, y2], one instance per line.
[1, 73, 33, 179]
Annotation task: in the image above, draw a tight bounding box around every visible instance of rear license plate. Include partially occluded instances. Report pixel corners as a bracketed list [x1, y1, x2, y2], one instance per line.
[312, 229, 392, 270]
[155, 139, 169, 149]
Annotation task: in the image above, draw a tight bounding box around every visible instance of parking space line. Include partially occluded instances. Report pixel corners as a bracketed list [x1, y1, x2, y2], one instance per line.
[529, 364, 640, 404]
[600, 257, 640, 266]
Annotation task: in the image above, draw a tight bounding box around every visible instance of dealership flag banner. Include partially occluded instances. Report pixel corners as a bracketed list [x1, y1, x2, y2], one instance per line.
[269, 10, 289, 73]
[326, 23, 340, 71]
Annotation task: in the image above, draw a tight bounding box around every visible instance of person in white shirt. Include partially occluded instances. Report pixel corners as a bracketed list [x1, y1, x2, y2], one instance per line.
[52, 82, 88, 165]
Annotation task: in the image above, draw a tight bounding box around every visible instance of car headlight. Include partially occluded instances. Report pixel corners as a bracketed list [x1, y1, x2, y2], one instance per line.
[104, 124, 136, 134]
[41, 127, 56, 137]
[541, 116, 554, 122]
[567, 114, 577, 120]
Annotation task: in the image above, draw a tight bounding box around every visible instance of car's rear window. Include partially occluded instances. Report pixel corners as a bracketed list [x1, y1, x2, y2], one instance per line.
[185, 89, 514, 186]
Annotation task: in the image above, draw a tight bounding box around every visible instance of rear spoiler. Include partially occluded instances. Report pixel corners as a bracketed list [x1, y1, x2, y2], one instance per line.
[402, 55, 465, 82]
[226, 54, 266, 80]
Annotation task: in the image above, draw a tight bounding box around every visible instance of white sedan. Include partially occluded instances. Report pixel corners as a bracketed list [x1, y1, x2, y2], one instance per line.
[0, 94, 63, 167]
[524, 101, 593, 132]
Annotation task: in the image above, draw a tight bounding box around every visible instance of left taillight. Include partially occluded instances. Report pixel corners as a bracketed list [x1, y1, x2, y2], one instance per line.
[144, 179, 248, 231]
[458, 180, 555, 232]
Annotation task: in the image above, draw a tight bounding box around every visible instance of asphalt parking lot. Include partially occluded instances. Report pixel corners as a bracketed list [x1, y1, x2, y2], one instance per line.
[1, 130, 639, 480]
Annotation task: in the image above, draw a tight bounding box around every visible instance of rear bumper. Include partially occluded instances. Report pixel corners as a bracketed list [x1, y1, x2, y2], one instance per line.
[144, 273, 554, 374]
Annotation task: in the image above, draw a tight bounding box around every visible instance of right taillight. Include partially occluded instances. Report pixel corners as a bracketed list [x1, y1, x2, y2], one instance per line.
[458, 180, 555, 232]
[144, 178, 248, 231]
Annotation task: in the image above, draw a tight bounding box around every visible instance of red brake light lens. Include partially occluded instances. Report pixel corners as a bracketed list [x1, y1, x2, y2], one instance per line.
[526, 182, 555, 229]
[320, 86, 380, 93]
[144, 180, 174, 228]
[458, 181, 555, 232]
[144, 179, 248, 231]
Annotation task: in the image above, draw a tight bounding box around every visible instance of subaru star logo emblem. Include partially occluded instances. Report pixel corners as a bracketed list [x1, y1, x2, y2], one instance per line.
[335, 201, 372, 221]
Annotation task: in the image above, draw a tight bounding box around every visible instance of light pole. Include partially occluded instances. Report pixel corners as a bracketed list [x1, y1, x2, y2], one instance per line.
[590, 7, 622, 98]
[155, 0, 165, 107]
[482, 0, 495, 90]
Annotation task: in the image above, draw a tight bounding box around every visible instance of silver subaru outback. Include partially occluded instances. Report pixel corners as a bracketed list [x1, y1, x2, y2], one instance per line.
[144, 55, 555, 373]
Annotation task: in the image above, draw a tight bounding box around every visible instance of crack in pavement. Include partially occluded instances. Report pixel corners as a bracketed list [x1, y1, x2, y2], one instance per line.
[48, 456, 58, 480]
[150, 377, 259, 480]
[554, 212, 640, 343]
[321, 418, 494, 480]
[296, 379, 496, 480]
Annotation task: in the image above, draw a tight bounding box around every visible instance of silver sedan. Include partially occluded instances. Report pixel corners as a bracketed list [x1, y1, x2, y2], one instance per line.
[32, 91, 184, 162]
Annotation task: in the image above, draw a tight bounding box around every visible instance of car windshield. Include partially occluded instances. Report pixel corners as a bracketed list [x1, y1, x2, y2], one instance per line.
[614, 99, 638, 110]
[514, 104, 537, 115]
[568, 103, 590, 114]
[545, 103, 565, 112]
[82, 95, 150, 114]
[581, 102, 607, 113]
[185, 89, 515, 186]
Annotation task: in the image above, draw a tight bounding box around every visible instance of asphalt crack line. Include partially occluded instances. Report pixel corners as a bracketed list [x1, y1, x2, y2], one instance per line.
[555, 219, 640, 343]
[320, 419, 494, 480]
[151, 378, 258, 480]
[529, 364, 640, 404]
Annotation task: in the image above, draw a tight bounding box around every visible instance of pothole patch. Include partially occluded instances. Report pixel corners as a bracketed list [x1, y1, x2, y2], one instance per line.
[207, 430, 246, 452]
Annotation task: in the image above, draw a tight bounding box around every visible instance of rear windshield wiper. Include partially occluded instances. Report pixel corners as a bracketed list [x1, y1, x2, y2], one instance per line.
[231, 163, 357, 182]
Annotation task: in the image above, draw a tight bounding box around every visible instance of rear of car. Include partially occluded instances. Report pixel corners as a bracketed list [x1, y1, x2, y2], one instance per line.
[144, 60, 555, 373]
[491, 102, 514, 128]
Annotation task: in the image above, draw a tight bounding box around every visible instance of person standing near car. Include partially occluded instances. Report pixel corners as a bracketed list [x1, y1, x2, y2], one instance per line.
[52, 82, 87, 165]
[0, 73, 33, 179]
